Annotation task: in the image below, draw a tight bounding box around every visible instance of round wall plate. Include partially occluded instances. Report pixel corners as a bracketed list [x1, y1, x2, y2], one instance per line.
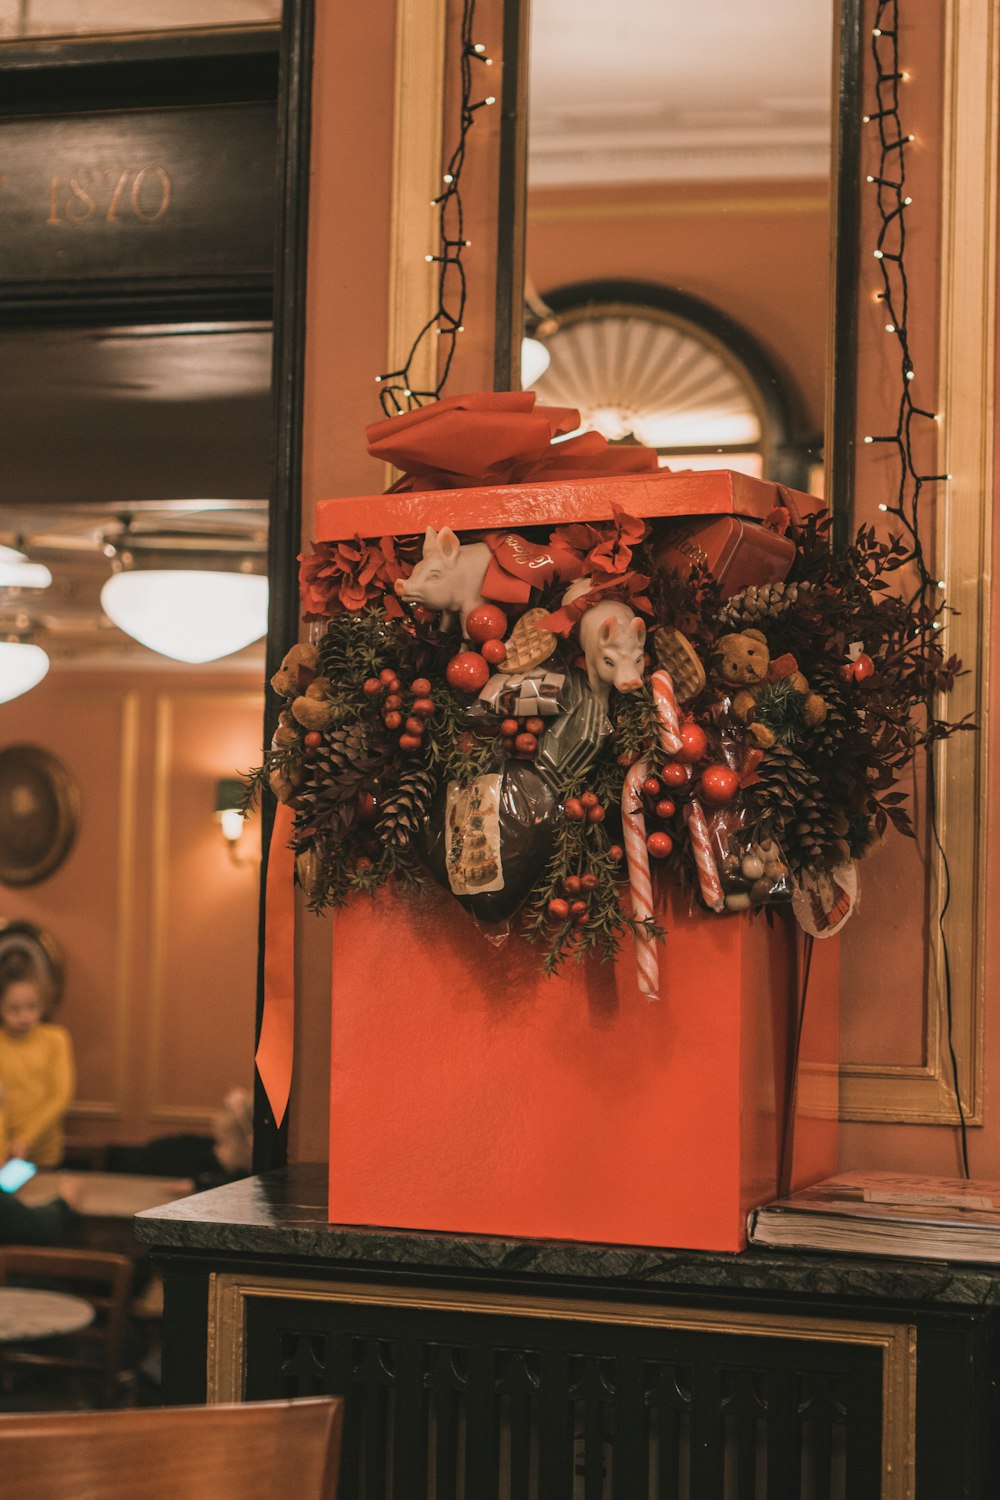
[0, 744, 80, 887]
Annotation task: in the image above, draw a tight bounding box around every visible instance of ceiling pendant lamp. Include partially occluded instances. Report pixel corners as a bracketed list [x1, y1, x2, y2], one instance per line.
[0, 546, 52, 705]
[100, 532, 268, 665]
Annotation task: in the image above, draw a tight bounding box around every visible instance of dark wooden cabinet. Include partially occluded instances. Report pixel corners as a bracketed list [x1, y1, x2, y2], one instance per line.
[141, 1168, 1000, 1500]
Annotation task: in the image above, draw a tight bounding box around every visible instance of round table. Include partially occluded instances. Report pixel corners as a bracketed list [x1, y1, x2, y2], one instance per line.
[0, 1287, 94, 1343]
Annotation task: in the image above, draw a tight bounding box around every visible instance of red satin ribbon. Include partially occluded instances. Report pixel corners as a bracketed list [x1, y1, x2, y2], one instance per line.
[256, 801, 296, 1128]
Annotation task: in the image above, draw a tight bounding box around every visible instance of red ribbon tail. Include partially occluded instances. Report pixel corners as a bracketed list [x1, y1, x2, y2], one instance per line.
[256, 801, 297, 1128]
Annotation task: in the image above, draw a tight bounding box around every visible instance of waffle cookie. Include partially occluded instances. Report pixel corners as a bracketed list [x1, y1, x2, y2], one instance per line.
[500, 607, 557, 674]
[653, 625, 706, 705]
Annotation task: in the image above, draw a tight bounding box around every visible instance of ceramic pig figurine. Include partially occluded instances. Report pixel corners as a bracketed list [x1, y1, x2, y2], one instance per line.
[394, 526, 490, 635]
[565, 578, 647, 709]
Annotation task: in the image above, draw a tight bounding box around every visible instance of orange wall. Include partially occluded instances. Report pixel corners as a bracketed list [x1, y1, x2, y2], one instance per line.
[0, 666, 262, 1154]
[526, 179, 831, 435]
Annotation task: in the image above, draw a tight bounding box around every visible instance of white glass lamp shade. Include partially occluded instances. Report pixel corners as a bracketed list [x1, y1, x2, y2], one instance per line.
[0, 546, 52, 590]
[0, 641, 50, 703]
[520, 336, 552, 389]
[100, 570, 269, 664]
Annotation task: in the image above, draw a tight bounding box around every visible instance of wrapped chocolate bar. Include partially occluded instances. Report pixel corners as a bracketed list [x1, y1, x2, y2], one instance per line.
[478, 668, 565, 718]
[422, 760, 559, 922]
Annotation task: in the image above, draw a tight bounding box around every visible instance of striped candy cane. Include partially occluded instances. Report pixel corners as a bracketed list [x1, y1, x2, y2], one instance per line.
[651, 668, 682, 755]
[684, 798, 725, 912]
[622, 758, 660, 999]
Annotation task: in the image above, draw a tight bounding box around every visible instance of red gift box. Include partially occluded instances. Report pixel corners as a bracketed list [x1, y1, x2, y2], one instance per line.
[652, 515, 796, 600]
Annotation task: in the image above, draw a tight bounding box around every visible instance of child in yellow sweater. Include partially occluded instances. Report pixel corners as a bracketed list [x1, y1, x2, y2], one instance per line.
[0, 958, 74, 1168]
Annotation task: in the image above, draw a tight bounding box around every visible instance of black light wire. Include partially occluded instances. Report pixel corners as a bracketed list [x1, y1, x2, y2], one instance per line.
[375, 0, 494, 416]
[866, 0, 968, 1173]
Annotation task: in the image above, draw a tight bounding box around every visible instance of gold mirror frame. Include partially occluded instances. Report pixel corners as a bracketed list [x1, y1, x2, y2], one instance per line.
[0, 744, 80, 888]
[839, 1, 997, 1124]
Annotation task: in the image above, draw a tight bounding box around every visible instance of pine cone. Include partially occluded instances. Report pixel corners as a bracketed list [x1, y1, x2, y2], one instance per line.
[376, 767, 437, 848]
[294, 722, 381, 842]
[802, 661, 849, 759]
[717, 581, 813, 632]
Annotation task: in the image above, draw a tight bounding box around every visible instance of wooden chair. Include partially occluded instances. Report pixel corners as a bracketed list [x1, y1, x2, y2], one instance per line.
[0, 1246, 133, 1407]
[0, 1396, 343, 1499]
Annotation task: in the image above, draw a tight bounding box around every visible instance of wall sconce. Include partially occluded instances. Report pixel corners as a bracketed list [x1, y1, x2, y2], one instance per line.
[215, 778, 251, 865]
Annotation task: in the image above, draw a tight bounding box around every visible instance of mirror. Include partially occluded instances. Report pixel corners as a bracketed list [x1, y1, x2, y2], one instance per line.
[523, 0, 839, 497]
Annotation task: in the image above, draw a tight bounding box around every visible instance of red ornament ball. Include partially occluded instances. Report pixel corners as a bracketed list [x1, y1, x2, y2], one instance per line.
[548, 897, 570, 922]
[410, 677, 431, 696]
[853, 651, 875, 681]
[303, 731, 322, 750]
[655, 798, 676, 820]
[481, 638, 508, 665]
[446, 651, 491, 693]
[700, 764, 740, 805]
[563, 797, 585, 821]
[660, 762, 691, 789]
[465, 604, 508, 643]
[675, 721, 708, 764]
[641, 776, 662, 797]
[646, 831, 673, 859]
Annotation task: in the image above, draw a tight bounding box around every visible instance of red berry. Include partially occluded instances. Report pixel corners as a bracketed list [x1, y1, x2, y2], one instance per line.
[548, 897, 570, 922]
[587, 804, 605, 823]
[581, 790, 599, 808]
[569, 900, 588, 918]
[303, 747, 317, 762]
[355, 856, 373, 873]
[379, 668, 396, 685]
[675, 721, 708, 763]
[412, 605, 437, 624]
[853, 652, 875, 681]
[641, 776, 661, 797]
[700, 764, 740, 805]
[410, 677, 431, 696]
[405, 717, 425, 736]
[446, 651, 491, 693]
[525, 717, 545, 736]
[303, 731, 322, 750]
[646, 831, 673, 859]
[660, 762, 691, 788]
[456, 732, 475, 754]
[398, 733, 422, 752]
[655, 798, 676, 820]
[502, 737, 516, 753]
[387, 677, 402, 695]
[500, 718, 519, 737]
[384, 693, 402, 711]
[412, 697, 435, 718]
[618, 750, 638, 767]
[465, 604, 508, 643]
[514, 732, 538, 755]
[384, 710, 402, 730]
[608, 844, 624, 862]
[363, 677, 383, 696]
[564, 875, 583, 895]
[357, 791, 378, 822]
[581, 872, 600, 892]
[481, 638, 507, 665]
[564, 797, 585, 821]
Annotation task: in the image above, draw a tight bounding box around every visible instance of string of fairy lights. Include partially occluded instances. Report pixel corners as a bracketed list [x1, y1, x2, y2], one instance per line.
[375, 0, 495, 416]
[863, 0, 967, 1173]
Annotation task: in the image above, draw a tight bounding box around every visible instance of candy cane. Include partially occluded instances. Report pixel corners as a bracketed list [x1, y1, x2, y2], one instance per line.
[651, 668, 682, 755]
[622, 758, 660, 999]
[684, 798, 725, 913]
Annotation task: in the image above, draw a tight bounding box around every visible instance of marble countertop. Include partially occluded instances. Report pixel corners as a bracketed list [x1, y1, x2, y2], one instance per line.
[135, 1163, 1000, 1309]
